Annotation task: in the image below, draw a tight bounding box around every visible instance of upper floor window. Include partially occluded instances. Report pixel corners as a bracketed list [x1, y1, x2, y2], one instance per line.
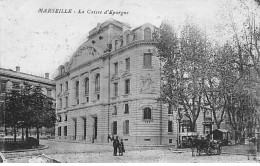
[65, 96, 68, 108]
[75, 81, 79, 98]
[125, 79, 130, 94]
[114, 82, 118, 97]
[0, 82, 6, 92]
[95, 74, 100, 92]
[60, 84, 63, 92]
[85, 77, 89, 96]
[112, 105, 117, 115]
[143, 107, 152, 120]
[144, 27, 152, 41]
[125, 58, 130, 71]
[114, 62, 118, 75]
[65, 81, 68, 91]
[59, 98, 62, 108]
[143, 53, 152, 68]
[126, 34, 130, 45]
[47, 90, 52, 97]
[124, 103, 129, 114]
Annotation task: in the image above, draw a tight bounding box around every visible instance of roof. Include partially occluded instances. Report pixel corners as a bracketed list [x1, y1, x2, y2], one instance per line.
[213, 129, 230, 133]
[0, 68, 55, 86]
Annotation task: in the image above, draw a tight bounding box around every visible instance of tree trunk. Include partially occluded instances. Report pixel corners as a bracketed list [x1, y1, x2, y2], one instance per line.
[14, 126, 17, 142]
[26, 127, 29, 138]
[216, 122, 221, 129]
[22, 128, 24, 141]
[36, 127, 39, 140]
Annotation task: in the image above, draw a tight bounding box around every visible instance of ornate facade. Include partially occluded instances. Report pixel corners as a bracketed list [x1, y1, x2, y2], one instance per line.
[54, 19, 176, 145]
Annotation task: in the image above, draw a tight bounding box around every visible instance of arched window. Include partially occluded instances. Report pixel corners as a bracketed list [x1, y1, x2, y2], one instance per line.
[75, 81, 79, 98]
[126, 34, 130, 45]
[84, 77, 89, 95]
[95, 74, 100, 92]
[144, 27, 151, 41]
[143, 107, 152, 120]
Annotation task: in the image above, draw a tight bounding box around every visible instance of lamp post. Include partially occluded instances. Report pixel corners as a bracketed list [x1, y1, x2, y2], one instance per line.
[176, 112, 181, 148]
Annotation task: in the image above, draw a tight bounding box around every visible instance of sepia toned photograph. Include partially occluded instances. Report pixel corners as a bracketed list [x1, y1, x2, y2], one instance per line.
[0, 0, 260, 163]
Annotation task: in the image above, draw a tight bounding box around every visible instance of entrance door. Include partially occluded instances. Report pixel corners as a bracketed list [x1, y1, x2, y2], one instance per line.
[74, 119, 77, 140]
[94, 117, 97, 139]
[83, 118, 86, 140]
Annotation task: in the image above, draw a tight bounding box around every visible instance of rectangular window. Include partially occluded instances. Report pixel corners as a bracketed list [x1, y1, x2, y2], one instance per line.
[112, 121, 117, 134]
[60, 84, 62, 92]
[168, 120, 173, 132]
[114, 62, 118, 75]
[143, 53, 152, 67]
[114, 83, 118, 97]
[168, 105, 173, 114]
[123, 120, 129, 135]
[65, 81, 68, 91]
[65, 97, 68, 108]
[124, 103, 129, 114]
[75, 81, 79, 98]
[65, 115, 67, 121]
[64, 126, 67, 136]
[0, 82, 6, 92]
[59, 98, 62, 108]
[47, 90, 51, 97]
[125, 58, 130, 71]
[58, 127, 61, 136]
[112, 106, 117, 115]
[125, 79, 130, 94]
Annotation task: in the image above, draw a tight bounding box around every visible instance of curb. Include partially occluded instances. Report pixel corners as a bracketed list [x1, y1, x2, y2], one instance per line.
[1, 145, 49, 153]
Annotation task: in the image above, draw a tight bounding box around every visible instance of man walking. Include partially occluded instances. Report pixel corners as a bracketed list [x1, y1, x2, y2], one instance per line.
[113, 136, 119, 156]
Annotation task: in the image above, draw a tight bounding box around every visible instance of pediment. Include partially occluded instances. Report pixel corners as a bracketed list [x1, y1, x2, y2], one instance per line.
[68, 45, 101, 71]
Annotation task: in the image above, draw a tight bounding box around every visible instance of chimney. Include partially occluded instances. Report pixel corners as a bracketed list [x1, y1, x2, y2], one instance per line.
[16, 66, 20, 72]
[45, 73, 49, 79]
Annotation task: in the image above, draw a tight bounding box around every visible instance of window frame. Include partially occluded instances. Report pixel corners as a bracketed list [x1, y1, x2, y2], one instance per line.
[114, 82, 118, 97]
[125, 58, 130, 71]
[143, 53, 152, 68]
[125, 79, 130, 95]
[95, 74, 100, 93]
[143, 107, 152, 122]
[114, 62, 118, 75]
[84, 77, 89, 96]
[144, 27, 152, 41]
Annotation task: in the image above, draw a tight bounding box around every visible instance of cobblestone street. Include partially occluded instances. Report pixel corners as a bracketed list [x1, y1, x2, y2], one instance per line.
[4, 139, 258, 163]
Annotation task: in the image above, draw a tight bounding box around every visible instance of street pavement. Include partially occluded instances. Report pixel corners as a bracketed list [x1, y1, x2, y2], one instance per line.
[5, 139, 259, 163]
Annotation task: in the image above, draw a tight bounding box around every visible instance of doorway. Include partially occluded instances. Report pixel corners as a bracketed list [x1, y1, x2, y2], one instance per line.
[93, 117, 97, 140]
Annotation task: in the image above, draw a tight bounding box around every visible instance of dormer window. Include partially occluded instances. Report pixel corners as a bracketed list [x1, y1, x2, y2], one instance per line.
[144, 27, 151, 41]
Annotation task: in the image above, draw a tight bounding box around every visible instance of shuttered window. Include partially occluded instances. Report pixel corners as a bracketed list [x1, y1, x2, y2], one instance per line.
[123, 120, 129, 135]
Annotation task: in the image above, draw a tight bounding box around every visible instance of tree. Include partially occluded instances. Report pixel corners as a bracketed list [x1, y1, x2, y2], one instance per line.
[154, 18, 208, 132]
[30, 85, 56, 140]
[4, 84, 23, 142]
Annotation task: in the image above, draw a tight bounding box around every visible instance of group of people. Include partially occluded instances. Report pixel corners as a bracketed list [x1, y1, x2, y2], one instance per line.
[109, 135, 125, 156]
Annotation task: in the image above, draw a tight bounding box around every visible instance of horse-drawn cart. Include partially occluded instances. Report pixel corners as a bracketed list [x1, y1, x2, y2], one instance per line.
[190, 136, 222, 156]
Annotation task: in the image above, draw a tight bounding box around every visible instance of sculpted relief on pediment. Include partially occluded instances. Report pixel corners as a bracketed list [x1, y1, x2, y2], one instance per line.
[68, 46, 100, 70]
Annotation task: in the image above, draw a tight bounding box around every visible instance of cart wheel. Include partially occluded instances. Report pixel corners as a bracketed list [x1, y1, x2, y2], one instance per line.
[207, 147, 212, 156]
[217, 146, 222, 155]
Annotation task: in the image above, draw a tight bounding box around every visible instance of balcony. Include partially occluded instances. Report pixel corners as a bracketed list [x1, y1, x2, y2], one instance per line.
[203, 117, 214, 125]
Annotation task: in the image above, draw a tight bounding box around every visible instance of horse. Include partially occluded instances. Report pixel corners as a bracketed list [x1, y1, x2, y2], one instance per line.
[188, 135, 211, 156]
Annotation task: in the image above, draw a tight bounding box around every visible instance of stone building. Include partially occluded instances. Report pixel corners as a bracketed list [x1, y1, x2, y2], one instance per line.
[54, 19, 179, 145]
[0, 66, 55, 132]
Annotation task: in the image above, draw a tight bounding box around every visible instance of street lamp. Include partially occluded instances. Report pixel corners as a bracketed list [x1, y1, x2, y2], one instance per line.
[176, 112, 181, 148]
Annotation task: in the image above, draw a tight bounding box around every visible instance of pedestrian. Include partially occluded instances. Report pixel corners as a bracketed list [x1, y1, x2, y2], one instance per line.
[113, 136, 119, 156]
[118, 139, 125, 156]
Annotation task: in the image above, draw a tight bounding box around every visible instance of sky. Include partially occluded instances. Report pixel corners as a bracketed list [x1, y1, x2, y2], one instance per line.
[0, 0, 225, 79]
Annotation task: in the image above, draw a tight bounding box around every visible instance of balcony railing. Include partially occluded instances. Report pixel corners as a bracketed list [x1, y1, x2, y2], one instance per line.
[203, 117, 214, 125]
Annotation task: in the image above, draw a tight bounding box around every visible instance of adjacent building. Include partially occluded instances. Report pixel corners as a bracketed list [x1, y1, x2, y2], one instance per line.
[0, 66, 56, 133]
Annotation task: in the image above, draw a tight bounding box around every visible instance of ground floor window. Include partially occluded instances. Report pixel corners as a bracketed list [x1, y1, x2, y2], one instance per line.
[168, 120, 173, 132]
[64, 126, 67, 136]
[123, 120, 129, 135]
[112, 121, 117, 134]
[58, 127, 61, 136]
